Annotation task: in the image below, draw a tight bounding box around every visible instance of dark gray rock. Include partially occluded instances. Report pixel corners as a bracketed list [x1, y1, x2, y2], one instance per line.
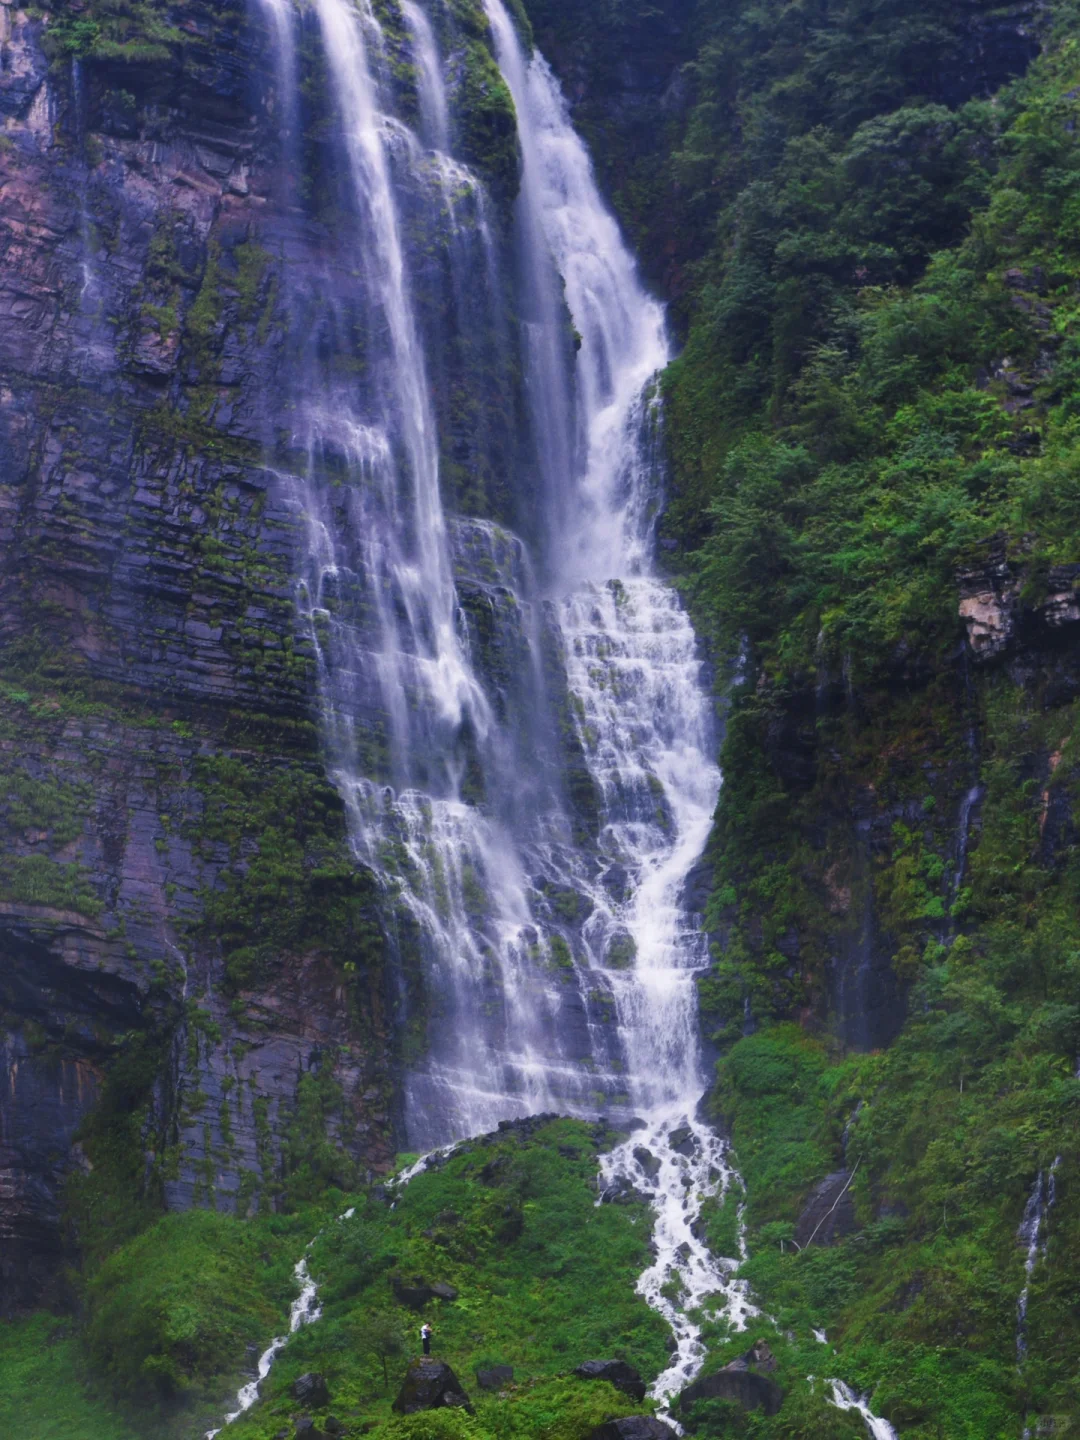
[574, 1360, 647, 1403]
[668, 1126, 695, 1157]
[393, 1277, 436, 1309]
[794, 1172, 858, 1248]
[0, 0, 401, 1313]
[476, 1364, 514, 1390]
[391, 1276, 458, 1308]
[742, 1339, 777, 1372]
[587, 1419, 678, 1440]
[294, 1373, 331, 1408]
[294, 1422, 324, 1440]
[393, 1359, 474, 1415]
[598, 1176, 650, 1206]
[678, 1351, 783, 1417]
[633, 1146, 661, 1179]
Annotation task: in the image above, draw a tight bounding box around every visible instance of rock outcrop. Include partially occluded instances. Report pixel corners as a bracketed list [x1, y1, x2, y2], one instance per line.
[678, 1341, 783, 1417]
[958, 542, 1080, 661]
[794, 1170, 859, 1248]
[392, 1359, 474, 1415]
[293, 1374, 331, 1409]
[0, 0, 403, 1313]
[587, 1419, 678, 1440]
[476, 1364, 514, 1390]
[574, 1359, 647, 1403]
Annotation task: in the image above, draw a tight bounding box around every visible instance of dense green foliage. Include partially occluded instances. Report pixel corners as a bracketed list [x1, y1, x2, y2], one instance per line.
[0, 1122, 668, 1440]
[191, 756, 384, 993]
[83, 1210, 297, 1401]
[214, 1119, 669, 1440]
[0, 1316, 140, 1440]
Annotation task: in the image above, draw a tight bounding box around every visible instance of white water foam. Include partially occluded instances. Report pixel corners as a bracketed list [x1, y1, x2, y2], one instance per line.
[484, 0, 733, 1402]
[599, 1109, 756, 1408]
[826, 1379, 898, 1439]
[1016, 1155, 1061, 1362]
[205, 1253, 321, 1438]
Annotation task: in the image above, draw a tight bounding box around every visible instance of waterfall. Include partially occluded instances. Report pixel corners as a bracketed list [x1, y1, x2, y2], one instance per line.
[826, 1380, 899, 1440]
[402, 0, 450, 152]
[483, 0, 736, 1404]
[308, 0, 486, 765]
[1016, 1155, 1060, 1362]
[252, 0, 732, 1391]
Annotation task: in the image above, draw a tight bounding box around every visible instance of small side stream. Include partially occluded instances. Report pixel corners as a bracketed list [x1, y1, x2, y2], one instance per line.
[204, 1233, 333, 1437]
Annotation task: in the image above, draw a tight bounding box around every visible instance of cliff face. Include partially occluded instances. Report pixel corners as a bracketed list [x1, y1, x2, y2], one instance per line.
[0, 0, 401, 1314]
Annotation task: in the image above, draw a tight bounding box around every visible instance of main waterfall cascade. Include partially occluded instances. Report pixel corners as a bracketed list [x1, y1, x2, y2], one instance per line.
[259, 0, 744, 1404]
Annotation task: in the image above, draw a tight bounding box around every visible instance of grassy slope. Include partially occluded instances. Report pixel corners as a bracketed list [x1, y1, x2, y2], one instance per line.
[222, 1118, 669, 1439]
[0, 1121, 669, 1440]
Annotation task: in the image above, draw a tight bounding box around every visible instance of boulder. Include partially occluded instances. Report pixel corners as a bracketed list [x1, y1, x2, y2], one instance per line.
[294, 1422, 323, 1440]
[574, 1360, 647, 1403]
[668, 1126, 696, 1157]
[598, 1176, 651, 1205]
[476, 1364, 515, 1390]
[588, 1419, 679, 1440]
[325, 1421, 344, 1437]
[293, 1373, 331, 1408]
[393, 1275, 460, 1307]
[393, 1358, 475, 1415]
[678, 1360, 782, 1417]
[633, 1147, 661, 1179]
[393, 1276, 436, 1309]
[743, 1339, 777, 1372]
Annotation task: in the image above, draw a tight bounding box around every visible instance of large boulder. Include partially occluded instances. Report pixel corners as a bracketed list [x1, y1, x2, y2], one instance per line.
[588, 1419, 678, 1440]
[293, 1373, 331, 1408]
[393, 1359, 475, 1415]
[392, 1275, 459, 1308]
[476, 1364, 515, 1390]
[678, 1346, 782, 1418]
[574, 1360, 647, 1403]
[393, 1276, 436, 1309]
[667, 1126, 697, 1157]
[633, 1147, 661, 1179]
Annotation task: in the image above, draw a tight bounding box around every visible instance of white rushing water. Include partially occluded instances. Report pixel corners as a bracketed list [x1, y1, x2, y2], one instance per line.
[205, 1253, 321, 1438]
[826, 1380, 899, 1440]
[402, 0, 450, 151]
[483, 0, 737, 1405]
[1016, 1155, 1061, 1362]
[310, 0, 489, 768]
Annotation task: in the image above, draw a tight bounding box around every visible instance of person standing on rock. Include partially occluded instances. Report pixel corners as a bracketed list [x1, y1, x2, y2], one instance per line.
[421, 1322, 433, 1356]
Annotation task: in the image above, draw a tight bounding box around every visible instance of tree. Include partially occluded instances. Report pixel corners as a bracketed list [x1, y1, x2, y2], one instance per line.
[352, 1311, 408, 1391]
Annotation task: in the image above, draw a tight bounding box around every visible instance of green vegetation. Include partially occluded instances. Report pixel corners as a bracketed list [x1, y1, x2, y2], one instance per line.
[220, 1118, 668, 1439]
[0, 1316, 140, 1440]
[456, 40, 521, 203]
[83, 1210, 298, 1402]
[43, 0, 188, 64]
[191, 756, 384, 993]
[1, 1122, 667, 1440]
